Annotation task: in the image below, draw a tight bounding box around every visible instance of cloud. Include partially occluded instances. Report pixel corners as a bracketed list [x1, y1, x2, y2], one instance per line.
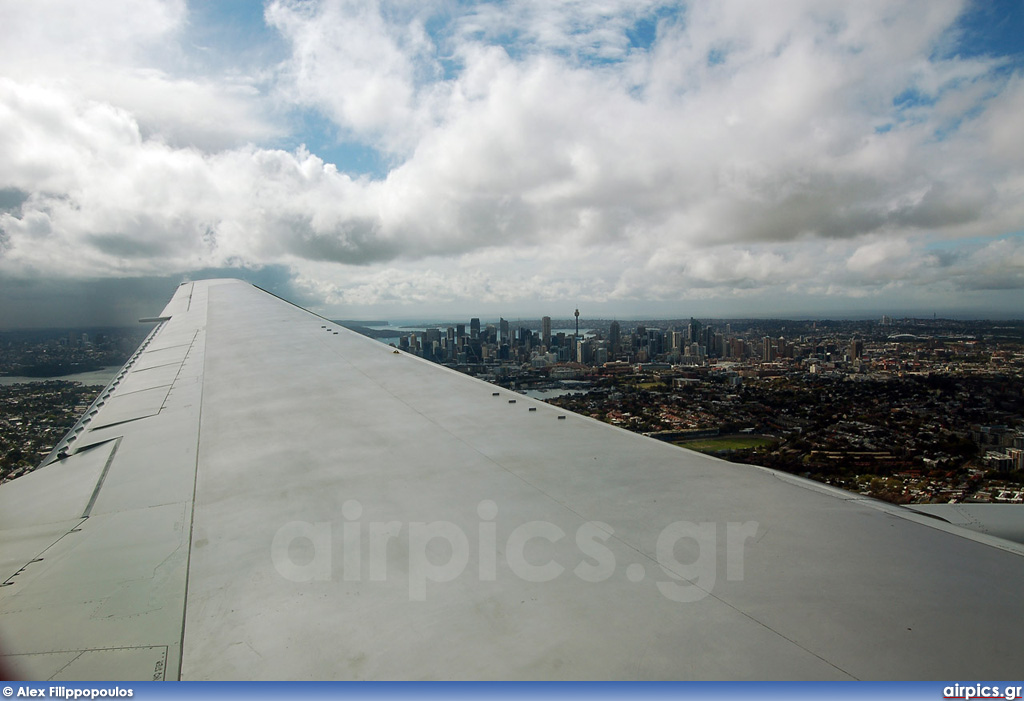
[457, 0, 674, 62]
[0, 188, 28, 213]
[951, 236, 1024, 291]
[266, 0, 439, 154]
[1, 0, 1023, 321]
[0, 0, 278, 150]
[0, 265, 303, 328]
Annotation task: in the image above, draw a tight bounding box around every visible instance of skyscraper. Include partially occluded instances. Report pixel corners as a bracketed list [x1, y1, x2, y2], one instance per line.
[542, 316, 551, 347]
[609, 321, 620, 358]
[647, 329, 663, 356]
[671, 330, 684, 352]
[470, 318, 480, 340]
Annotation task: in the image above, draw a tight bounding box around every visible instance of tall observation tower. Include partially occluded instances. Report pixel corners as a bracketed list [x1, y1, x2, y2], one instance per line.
[574, 308, 580, 362]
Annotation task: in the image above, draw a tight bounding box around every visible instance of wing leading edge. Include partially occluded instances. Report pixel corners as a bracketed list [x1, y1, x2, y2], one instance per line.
[2, 279, 1023, 680]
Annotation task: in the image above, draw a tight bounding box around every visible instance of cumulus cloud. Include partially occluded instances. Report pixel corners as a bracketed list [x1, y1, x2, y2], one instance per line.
[0, 0, 1023, 321]
[0, 0, 277, 150]
[266, 0, 436, 153]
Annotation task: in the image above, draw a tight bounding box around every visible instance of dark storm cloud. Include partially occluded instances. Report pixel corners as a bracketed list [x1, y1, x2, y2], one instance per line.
[893, 182, 991, 229]
[87, 233, 178, 258]
[723, 173, 891, 243]
[286, 216, 400, 265]
[0, 265, 305, 329]
[0, 188, 29, 213]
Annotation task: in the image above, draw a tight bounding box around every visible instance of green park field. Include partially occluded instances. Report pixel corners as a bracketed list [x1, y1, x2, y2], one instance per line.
[675, 435, 777, 453]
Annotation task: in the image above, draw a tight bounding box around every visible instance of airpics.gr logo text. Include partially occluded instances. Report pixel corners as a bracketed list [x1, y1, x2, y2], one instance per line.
[269, 499, 760, 602]
[944, 685, 1024, 700]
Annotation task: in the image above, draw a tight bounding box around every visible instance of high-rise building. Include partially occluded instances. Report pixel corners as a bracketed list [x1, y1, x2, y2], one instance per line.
[647, 329, 663, 356]
[423, 329, 441, 362]
[500, 318, 509, 343]
[470, 318, 480, 340]
[776, 337, 790, 359]
[730, 338, 746, 359]
[850, 339, 863, 360]
[542, 316, 551, 347]
[609, 321, 620, 358]
[762, 336, 775, 363]
[714, 332, 725, 358]
[578, 339, 594, 364]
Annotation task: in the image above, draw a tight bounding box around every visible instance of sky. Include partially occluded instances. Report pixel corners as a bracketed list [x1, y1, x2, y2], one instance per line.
[1, 0, 1023, 327]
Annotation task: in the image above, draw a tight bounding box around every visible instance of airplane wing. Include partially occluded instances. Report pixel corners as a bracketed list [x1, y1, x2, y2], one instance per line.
[908, 504, 1024, 545]
[2, 278, 1023, 680]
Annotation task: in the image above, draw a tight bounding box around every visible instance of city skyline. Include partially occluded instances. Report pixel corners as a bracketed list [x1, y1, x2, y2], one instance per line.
[1, 1, 1023, 327]
[3, 291, 1024, 331]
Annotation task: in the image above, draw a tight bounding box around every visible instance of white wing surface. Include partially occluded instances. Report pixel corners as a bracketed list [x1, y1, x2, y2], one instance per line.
[2, 279, 1022, 680]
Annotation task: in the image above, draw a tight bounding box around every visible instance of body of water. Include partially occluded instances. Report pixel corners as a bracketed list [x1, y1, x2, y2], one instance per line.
[0, 366, 121, 386]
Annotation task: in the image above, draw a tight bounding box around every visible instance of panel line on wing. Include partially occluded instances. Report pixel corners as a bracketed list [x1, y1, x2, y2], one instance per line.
[138, 343, 194, 354]
[0, 518, 87, 588]
[45, 651, 84, 681]
[175, 334, 207, 682]
[3, 645, 170, 682]
[81, 416, 151, 431]
[102, 381, 175, 399]
[160, 332, 201, 415]
[81, 438, 122, 519]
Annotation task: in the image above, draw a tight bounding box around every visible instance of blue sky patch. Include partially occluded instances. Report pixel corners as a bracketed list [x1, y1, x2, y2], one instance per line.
[925, 230, 1024, 252]
[892, 87, 937, 111]
[277, 109, 393, 180]
[184, 0, 289, 72]
[946, 0, 1024, 64]
[707, 47, 728, 66]
[627, 17, 658, 52]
